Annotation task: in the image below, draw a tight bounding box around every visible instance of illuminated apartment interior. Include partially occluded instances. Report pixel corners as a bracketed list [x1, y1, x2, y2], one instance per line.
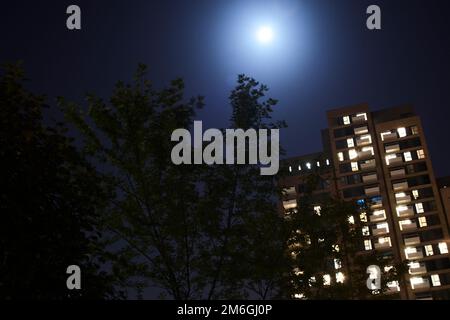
[280, 104, 450, 300]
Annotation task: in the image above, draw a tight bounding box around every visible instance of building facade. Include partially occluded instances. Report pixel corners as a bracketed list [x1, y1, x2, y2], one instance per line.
[280, 104, 450, 299]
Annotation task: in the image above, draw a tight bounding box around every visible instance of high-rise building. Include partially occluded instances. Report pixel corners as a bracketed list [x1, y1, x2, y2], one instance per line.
[280, 104, 450, 299]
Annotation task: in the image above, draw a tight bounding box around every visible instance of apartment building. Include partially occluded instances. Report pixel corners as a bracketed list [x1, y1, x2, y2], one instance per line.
[280, 104, 450, 299]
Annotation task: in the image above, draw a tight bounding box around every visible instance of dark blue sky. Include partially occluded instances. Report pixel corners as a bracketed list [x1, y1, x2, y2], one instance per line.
[2, 0, 450, 177]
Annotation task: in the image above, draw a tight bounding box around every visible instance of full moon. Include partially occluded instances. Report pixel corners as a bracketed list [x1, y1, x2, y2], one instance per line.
[256, 26, 274, 44]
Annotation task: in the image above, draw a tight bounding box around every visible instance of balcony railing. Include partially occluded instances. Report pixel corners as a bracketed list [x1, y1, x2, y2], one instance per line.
[352, 114, 367, 123]
[397, 207, 414, 217]
[393, 181, 409, 191]
[391, 168, 406, 178]
[382, 132, 398, 141]
[396, 195, 411, 204]
[361, 160, 376, 170]
[362, 173, 377, 183]
[404, 236, 421, 246]
[370, 211, 386, 222]
[354, 126, 369, 135]
[365, 186, 380, 196]
[385, 144, 400, 153]
[409, 265, 427, 275]
[372, 227, 389, 236]
[406, 251, 423, 260]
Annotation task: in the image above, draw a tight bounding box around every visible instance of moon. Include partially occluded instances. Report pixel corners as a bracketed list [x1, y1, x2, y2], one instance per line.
[256, 26, 274, 44]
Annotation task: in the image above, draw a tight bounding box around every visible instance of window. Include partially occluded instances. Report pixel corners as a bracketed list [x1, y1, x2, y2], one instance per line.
[347, 138, 355, 148]
[417, 149, 425, 159]
[438, 242, 448, 254]
[326, 159, 330, 166]
[332, 244, 340, 252]
[399, 219, 413, 231]
[351, 162, 359, 172]
[404, 151, 413, 162]
[359, 134, 372, 144]
[323, 274, 331, 286]
[410, 277, 424, 289]
[377, 222, 389, 232]
[316, 161, 320, 167]
[343, 116, 350, 125]
[411, 126, 419, 135]
[361, 146, 374, 155]
[431, 274, 441, 287]
[397, 127, 407, 138]
[360, 212, 368, 222]
[356, 112, 368, 120]
[425, 245, 434, 256]
[385, 154, 397, 165]
[418, 216, 427, 227]
[298, 165, 302, 171]
[289, 166, 292, 172]
[336, 272, 345, 283]
[412, 190, 419, 200]
[415, 203, 424, 214]
[362, 226, 370, 236]
[348, 216, 355, 224]
[364, 240, 372, 250]
[337, 152, 344, 162]
[380, 131, 392, 141]
[378, 237, 391, 246]
[349, 149, 358, 160]
[314, 206, 321, 216]
[334, 259, 342, 270]
[306, 162, 311, 169]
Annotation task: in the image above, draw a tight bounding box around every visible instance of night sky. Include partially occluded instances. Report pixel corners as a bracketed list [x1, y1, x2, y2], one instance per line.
[2, 0, 450, 177]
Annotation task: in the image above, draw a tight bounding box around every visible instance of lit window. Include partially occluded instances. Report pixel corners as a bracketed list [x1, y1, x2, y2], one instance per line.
[412, 190, 419, 200]
[318, 238, 324, 243]
[343, 116, 350, 125]
[348, 216, 355, 224]
[362, 226, 370, 236]
[316, 161, 320, 167]
[351, 162, 359, 172]
[396, 205, 409, 216]
[314, 206, 321, 216]
[431, 274, 441, 287]
[417, 149, 425, 159]
[294, 293, 305, 299]
[438, 242, 448, 254]
[360, 134, 372, 144]
[309, 276, 316, 286]
[404, 152, 412, 162]
[334, 259, 342, 270]
[397, 127, 407, 138]
[378, 236, 391, 247]
[415, 203, 424, 214]
[410, 276, 424, 289]
[385, 154, 397, 165]
[323, 274, 331, 286]
[337, 152, 344, 162]
[347, 138, 355, 148]
[425, 245, 434, 256]
[380, 131, 392, 141]
[409, 261, 420, 270]
[348, 149, 358, 160]
[306, 162, 311, 169]
[289, 166, 292, 172]
[332, 244, 340, 252]
[399, 219, 413, 231]
[405, 247, 417, 255]
[361, 146, 374, 155]
[360, 212, 368, 222]
[364, 239, 372, 250]
[411, 126, 419, 135]
[384, 265, 393, 272]
[418, 216, 427, 227]
[395, 192, 407, 199]
[336, 272, 345, 283]
[377, 222, 389, 232]
[326, 159, 330, 165]
[356, 113, 368, 121]
[298, 165, 302, 171]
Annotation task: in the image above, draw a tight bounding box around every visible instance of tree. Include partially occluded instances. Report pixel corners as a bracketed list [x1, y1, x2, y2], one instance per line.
[59, 68, 288, 299]
[0, 63, 120, 299]
[283, 172, 407, 299]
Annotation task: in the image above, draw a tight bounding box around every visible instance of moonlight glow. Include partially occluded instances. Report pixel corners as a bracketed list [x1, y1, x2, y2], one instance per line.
[256, 26, 274, 44]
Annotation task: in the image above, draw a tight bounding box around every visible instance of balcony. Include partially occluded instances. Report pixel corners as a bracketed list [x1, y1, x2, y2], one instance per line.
[396, 194, 411, 204]
[400, 221, 417, 231]
[365, 186, 380, 196]
[381, 132, 398, 141]
[406, 251, 423, 260]
[362, 173, 377, 183]
[372, 226, 389, 236]
[283, 186, 296, 197]
[411, 278, 430, 290]
[283, 199, 297, 210]
[387, 156, 403, 166]
[359, 149, 374, 159]
[370, 210, 386, 222]
[397, 206, 414, 217]
[352, 114, 367, 123]
[374, 240, 391, 249]
[409, 264, 427, 275]
[360, 160, 376, 170]
[393, 181, 409, 191]
[404, 236, 421, 246]
[391, 168, 406, 178]
[356, 136, 371, 146]
[385, 144, 400, 154]
[370, 198, 383, 209]
[354, 126, 369, 135]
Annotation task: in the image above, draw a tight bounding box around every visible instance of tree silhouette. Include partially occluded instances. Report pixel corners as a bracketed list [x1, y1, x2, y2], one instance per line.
[0, 63, 120, 299]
